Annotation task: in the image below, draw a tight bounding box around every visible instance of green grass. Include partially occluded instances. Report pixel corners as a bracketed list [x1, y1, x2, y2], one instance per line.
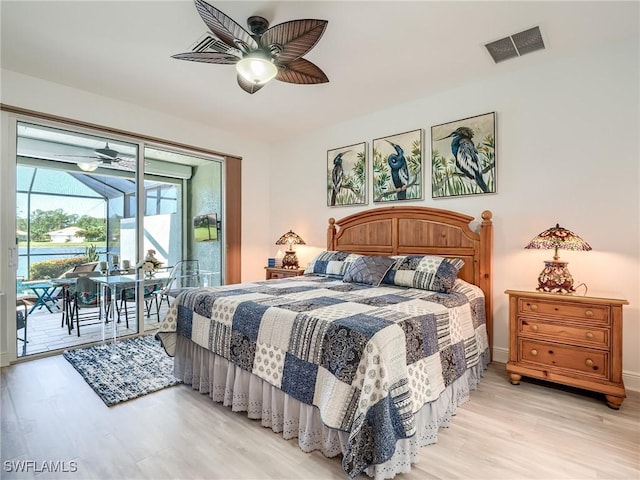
[194, 227, 216, 242]
[17, 241, 107, 248]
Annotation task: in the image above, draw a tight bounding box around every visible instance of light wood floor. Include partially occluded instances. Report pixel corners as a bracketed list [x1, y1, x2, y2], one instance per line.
[1, 360, 638, 479]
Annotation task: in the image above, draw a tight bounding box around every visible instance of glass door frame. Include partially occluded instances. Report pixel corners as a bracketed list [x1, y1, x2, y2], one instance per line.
[5, 112, 225, 361]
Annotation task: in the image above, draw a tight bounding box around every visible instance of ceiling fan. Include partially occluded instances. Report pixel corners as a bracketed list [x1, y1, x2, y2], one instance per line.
[56, 142, 134, 171]
[172, 0, 329, 94]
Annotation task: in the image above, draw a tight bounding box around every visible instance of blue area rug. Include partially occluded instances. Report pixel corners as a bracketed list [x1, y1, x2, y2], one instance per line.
[63, 335, 181, 406]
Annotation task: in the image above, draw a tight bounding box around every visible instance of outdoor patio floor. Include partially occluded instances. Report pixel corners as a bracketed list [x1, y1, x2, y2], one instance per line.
[16, 299, 171, 358]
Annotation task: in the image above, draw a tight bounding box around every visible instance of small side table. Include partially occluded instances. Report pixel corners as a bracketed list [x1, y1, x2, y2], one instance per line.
[265, 267, 304, 280]
[505, 289, 628, 409]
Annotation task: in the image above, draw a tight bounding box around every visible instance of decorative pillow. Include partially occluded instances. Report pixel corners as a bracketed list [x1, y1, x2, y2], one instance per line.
[381, 255, 465, 293]
[343, 255, 397, 286]
[304, 251, 362, 278]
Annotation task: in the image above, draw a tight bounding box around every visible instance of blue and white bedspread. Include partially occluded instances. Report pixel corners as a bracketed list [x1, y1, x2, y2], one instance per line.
[157, 275, 489, 478]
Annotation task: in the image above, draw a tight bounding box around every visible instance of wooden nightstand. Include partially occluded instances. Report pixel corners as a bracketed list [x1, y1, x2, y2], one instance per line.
[265, 267, 305, 280]
[505, 289, 628, 409]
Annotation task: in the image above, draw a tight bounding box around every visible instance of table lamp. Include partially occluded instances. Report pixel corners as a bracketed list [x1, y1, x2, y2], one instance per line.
[275, 230, 305, 269]
[525, 223, 591, 294]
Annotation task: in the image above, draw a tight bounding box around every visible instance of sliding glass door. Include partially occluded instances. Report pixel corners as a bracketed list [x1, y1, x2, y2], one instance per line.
[14, 121, 223, 357]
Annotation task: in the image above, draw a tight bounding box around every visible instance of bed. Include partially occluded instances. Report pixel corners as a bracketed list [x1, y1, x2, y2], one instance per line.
[157, 206, 493, 479]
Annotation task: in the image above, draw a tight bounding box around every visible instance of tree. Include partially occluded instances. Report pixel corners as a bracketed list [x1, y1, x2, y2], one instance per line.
[76, 215, 106, 242]
[29, 209, 71, 242]
[16, 217, 28, 233]
[24, 209, 106, 242]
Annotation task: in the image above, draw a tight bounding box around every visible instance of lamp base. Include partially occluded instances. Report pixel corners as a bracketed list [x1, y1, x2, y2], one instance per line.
[536, 260, 575, 294]
[281, 250, 299, 269]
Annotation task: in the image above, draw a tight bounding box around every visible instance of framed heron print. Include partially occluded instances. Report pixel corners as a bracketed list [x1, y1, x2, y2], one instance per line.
[372, 129, 422, 203]
[431, 112, 496, 198]
[327, 142, 367, 206]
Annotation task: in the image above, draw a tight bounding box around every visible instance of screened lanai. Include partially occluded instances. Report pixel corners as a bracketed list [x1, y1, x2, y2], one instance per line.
[16, 161, 173, 281]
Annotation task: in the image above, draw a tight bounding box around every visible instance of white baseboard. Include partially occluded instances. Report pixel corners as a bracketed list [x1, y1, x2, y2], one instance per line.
[491, 347, 640, 392]
[622, 371, 640, 392]
[492, 346, 509, 365]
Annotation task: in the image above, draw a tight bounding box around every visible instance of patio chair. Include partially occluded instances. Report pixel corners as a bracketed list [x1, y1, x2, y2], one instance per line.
[69, 275, 104, 337]
[117, 281, 162, 326]
[16, 295, 37, 356]
[58, 271, 103, 329]
[51, 262, 100, 301]
[58, 262, 100, 282]
[154, 260, 200, 319]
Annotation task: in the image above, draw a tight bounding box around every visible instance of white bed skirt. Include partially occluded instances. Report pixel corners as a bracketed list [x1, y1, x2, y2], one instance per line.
[174, 335, 487, 480]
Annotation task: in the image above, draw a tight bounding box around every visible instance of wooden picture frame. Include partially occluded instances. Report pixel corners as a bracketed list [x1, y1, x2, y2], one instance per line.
[431, 112, 496, 198]
[327, 142, 367, 207]
[372, 129, 422, 203]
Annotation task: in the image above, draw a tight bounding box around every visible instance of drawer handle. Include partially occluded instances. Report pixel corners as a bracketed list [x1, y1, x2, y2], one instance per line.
[585, 332, 594, 340]
[531, 324, 539, 332]
[529, 304, 538, 311]
[530, 349, 538, 356]
[585, 310, 594, 318]
[585, 358, 594, 367]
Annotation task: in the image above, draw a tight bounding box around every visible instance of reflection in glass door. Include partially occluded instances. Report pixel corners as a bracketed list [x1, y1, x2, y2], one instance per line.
[144, 147, 224, 291]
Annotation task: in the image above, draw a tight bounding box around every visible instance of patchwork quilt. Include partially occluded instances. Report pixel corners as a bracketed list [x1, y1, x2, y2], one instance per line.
[157, 275, 489, 478]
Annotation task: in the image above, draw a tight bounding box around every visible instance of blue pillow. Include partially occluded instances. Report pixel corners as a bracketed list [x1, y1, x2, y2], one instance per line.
[304, 251, 362, 278]
[343, 256, 397, 286]
[382, 255, 464, 293]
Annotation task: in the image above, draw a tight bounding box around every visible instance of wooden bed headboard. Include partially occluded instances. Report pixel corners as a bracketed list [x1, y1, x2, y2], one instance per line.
[327, 206, 493, 356]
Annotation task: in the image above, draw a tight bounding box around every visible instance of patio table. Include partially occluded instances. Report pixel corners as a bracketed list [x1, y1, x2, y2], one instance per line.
[21, 280, 61, 314]
[96, 273, 170, 342]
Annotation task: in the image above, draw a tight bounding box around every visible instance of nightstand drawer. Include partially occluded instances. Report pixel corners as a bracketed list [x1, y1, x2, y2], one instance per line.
[519, 339, 608, 379]
[519, 318, 609, 348]
[265, 267, 305, 280]
[518, 298, 609, 323]
[269, 271, 289, 279]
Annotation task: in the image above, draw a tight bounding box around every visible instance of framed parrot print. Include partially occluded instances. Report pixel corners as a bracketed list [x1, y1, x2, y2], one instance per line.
[327, 142, 367, 206]
[372, 129, 422, 203]
[431, 112, 496, 198]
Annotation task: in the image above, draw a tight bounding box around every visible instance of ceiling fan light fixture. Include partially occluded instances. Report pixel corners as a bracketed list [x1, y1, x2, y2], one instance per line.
[78, 162, 99, 172]
[236, 55, 278, 85]
[175, 0, 328, 94]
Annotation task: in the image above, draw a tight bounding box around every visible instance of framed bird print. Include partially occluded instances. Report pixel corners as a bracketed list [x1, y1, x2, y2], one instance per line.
[327, 142, 367, 206]
[372, 129, 422, 203]
[431, 112, 496, 198]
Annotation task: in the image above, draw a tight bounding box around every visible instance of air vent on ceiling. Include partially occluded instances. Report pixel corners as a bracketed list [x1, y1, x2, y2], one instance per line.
[189, 32, 241, 57]
[485, 26, 545, 63]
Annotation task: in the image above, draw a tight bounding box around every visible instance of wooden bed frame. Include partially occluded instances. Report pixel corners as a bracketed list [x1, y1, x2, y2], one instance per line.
[327, 206, 494, 357]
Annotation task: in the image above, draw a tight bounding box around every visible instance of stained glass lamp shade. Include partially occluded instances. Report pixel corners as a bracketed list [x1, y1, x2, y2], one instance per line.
[525, 223, 592, 294]
[275, 230, 306, 269]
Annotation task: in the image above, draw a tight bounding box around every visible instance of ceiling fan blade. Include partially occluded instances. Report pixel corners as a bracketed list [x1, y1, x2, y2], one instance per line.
[276, 58, 329, 85]
[194, 0, 257, 52]
[172, 51, 238, 65]
[237, 75, 264, 94]
[55, 154, 100, 159]
[95, 144, 120, 160]
[262, 20, 328, 64]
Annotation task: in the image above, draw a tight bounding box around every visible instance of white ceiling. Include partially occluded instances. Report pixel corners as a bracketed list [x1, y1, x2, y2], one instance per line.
[1, 1, 638, 143]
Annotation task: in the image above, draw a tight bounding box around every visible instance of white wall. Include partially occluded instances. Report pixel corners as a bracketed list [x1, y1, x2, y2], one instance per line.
[1, 39, 638, 389]
[0, 70, 272, 365]
[268, 39, 640, 389]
